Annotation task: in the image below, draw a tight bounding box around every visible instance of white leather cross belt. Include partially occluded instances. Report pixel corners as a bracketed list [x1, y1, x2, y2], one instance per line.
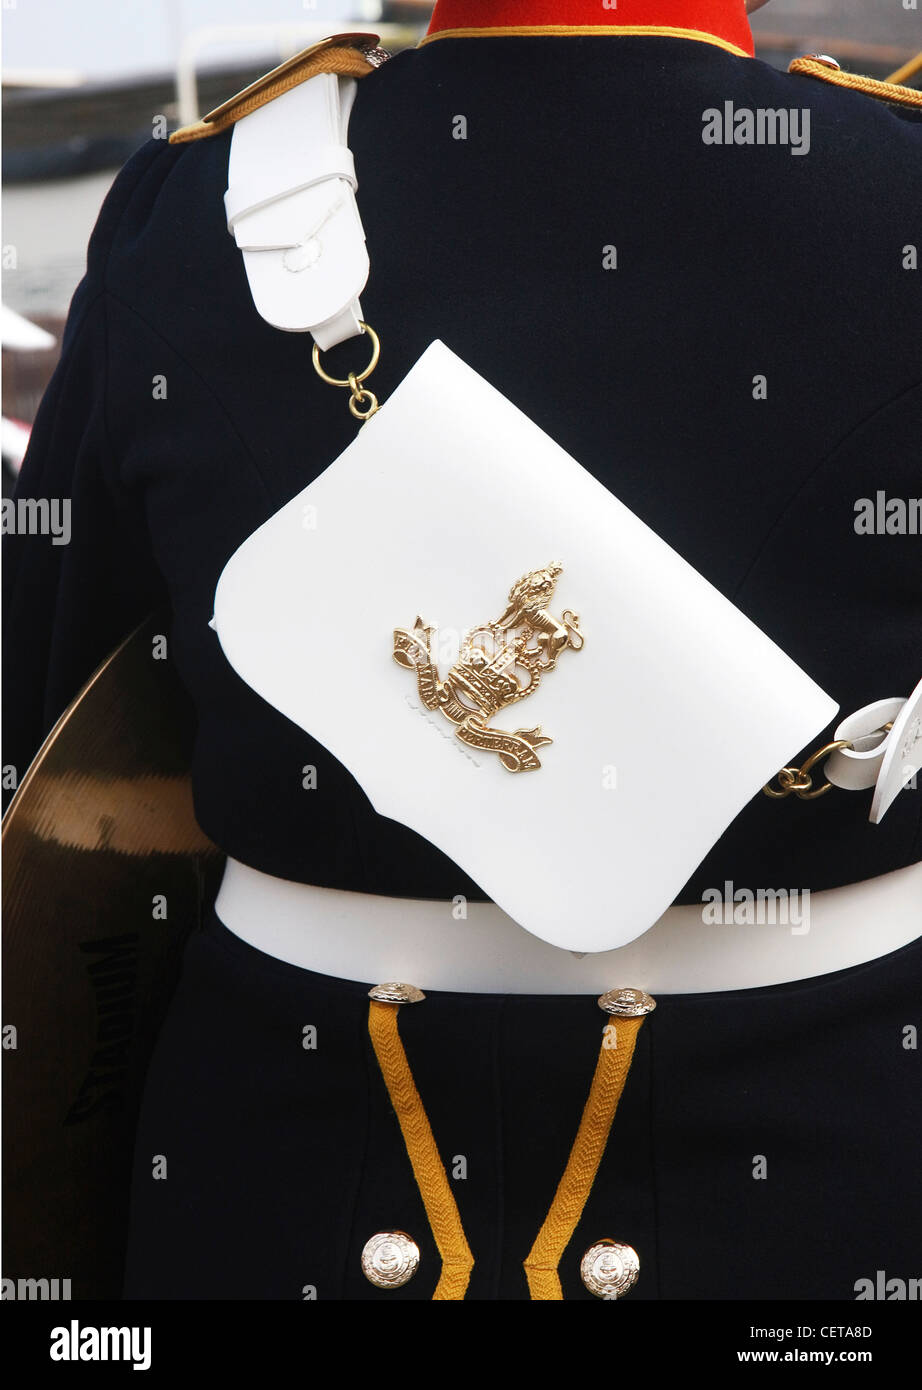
[213, 856, 922, 994]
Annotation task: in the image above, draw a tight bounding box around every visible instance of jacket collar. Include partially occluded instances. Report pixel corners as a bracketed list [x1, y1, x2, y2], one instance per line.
[424, 1, 755, 58]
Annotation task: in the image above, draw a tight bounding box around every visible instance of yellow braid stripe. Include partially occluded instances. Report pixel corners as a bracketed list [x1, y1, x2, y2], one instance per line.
[789, 56, 922, 110]
[368, 1000, 474, 1300]
[524, 1014, 645, 1300]
[418, 25, 750, 59]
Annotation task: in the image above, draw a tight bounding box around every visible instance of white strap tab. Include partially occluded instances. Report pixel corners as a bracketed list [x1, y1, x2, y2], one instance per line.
[825, 698, 905, 791]
[826, 675, 922, 822]
[224, 143, 357, 235]
[225, 73, 369, 349]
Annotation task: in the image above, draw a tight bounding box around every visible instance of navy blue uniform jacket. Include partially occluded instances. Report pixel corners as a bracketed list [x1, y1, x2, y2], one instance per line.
[4, 35, 922, 900]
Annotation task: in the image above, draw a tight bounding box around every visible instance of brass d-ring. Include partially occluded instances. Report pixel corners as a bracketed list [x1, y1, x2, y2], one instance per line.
[312, 322, 380, 388]
[793, 738, 854, 800]
[799, 738, 852, 780]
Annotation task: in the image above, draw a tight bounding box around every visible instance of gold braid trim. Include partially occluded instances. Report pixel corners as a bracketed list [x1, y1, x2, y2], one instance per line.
[524, 1013, 646, 1301]
[368, 1000, 474, 1300]
[169, 34, 381, 144]
[788, 55, 922, 111]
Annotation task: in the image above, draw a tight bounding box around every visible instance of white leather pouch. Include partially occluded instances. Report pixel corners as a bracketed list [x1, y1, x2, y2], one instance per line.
[211, 339, 838, 952]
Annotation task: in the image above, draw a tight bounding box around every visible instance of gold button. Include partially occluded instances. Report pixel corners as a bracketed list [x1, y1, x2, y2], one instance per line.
[361, 1231, 420, 1288]
[368, 982, 426, 1004]
[597, 987, 656, 1017]
[580, 1240, 640, 1299]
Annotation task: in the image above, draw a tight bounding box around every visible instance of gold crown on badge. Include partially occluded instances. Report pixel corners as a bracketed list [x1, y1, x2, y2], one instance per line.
[393, 564, 584, 773]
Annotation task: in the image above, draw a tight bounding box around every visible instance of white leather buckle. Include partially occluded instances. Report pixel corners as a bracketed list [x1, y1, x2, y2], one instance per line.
[826, 675, 922, 822]
[224, 143, 357, 235]
[225, 73, 369, 349]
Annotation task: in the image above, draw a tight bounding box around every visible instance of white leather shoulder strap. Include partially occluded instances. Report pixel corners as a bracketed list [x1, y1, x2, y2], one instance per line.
[225, 72, 368, 350]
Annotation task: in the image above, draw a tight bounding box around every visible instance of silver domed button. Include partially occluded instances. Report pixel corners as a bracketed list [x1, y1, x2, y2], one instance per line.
[580, 1239, 640, 1299]
[361, 1231, 420, 1288]
[368, 982, 426, 1004]
[805, 53, 840, 69]
[597, 987, 656, 1017]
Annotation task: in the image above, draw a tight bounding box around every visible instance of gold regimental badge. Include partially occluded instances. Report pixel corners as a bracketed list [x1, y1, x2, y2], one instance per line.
[393, 564, 584, 772]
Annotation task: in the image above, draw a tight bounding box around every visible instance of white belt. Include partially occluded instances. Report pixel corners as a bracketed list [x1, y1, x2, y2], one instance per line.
[213, 856, 922, 995]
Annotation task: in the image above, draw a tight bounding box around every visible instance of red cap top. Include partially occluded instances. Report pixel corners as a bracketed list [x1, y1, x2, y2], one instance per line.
[425, 0, 755, 58]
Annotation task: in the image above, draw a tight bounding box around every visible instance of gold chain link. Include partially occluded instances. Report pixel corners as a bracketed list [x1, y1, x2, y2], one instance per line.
[763, 722, 894, 802]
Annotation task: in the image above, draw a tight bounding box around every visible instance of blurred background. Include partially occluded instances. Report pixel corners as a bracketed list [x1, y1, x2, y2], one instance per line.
[2, 0, 920, 490]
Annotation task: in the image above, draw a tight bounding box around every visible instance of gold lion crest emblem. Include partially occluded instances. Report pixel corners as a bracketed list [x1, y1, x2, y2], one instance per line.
[393, 563, 583, 772]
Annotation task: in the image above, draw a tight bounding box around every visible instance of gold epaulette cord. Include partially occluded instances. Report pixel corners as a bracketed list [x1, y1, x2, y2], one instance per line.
[169, 33, 384, 145]
[886, 50, 922, 87]
[788, 52, 922, 111]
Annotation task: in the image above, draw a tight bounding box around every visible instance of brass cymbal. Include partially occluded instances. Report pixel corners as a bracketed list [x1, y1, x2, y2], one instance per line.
[2, 614, 223, 1299]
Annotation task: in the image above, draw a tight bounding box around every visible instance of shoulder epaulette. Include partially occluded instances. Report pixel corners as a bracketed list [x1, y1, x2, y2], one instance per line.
[169, 32, 387, 145]
[788, 52, 922, 112]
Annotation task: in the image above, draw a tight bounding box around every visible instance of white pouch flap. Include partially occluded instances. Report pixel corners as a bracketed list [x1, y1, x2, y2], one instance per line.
[212, 341, 838, 952]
